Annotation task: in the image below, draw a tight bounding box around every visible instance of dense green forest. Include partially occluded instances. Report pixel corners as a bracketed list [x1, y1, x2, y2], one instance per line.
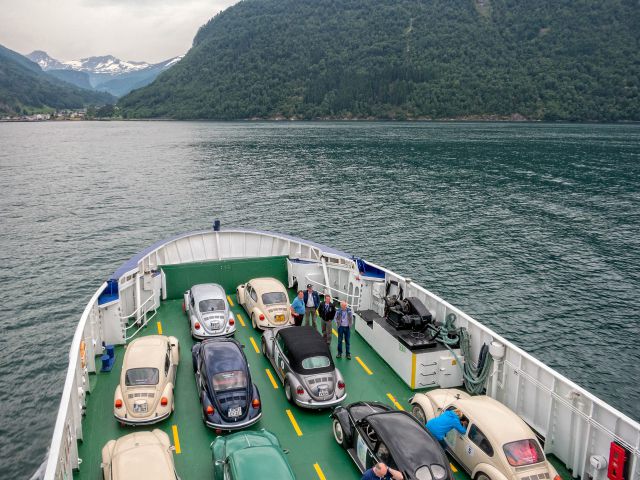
[120, 0, 640, 121]
[0, 44, 113, 115]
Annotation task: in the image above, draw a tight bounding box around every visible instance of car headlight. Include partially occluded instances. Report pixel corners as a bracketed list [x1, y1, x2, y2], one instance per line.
[431, 464, 448, 480]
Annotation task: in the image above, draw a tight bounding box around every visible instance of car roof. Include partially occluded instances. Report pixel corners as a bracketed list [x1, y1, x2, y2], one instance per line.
[229, 445, 295, 479]
[125, 336, 167, 369]
[191, 283, 225, 300]
[202, 339, 246, 375]
[248, 277, 286, 292]
[112, 432, 174, 480]
[366, 411, 446, 473]
[278, 326, 335, 374]
[456, 396, 536, 442]
[223, 430, 278, 456]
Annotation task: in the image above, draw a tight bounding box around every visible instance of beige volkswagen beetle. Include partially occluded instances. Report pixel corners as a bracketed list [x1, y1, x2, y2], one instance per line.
[236, 277, 294, 330]
[410, 389, 560, 480]
[114, 335, 179, 425]
[101, 430, 179, 480]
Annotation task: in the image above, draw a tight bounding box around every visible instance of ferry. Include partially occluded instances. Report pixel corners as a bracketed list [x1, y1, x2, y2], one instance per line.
[42, 226, 639, 480]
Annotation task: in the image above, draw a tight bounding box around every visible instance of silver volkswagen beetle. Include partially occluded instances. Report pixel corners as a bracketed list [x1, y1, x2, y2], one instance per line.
[184, 284, 235, 339]
[261, 326, 347, 409]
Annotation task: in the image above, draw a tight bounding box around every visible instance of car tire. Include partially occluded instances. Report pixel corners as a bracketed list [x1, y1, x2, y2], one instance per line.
[476, 473, 491, 480]
[332, 419, 347, 448]
[284, 380, 293, 403]
[412, 404, 427, 424]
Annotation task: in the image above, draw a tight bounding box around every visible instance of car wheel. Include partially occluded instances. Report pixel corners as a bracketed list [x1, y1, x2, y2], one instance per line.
[332, 419, 347, 447]
[284, 380, 293, 403]
[412, 404, 427, 424]
[476, 473, 491, 480]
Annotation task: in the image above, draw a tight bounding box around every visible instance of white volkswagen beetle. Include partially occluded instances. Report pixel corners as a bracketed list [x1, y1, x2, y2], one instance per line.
[113, 335, 179, 425]
[236, 277, 294, 330]
[184, 283, 235, 339]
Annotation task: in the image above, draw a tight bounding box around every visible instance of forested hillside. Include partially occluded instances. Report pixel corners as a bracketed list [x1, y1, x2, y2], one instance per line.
[0, 44, 113, 115]
[119, 0, 640, 121]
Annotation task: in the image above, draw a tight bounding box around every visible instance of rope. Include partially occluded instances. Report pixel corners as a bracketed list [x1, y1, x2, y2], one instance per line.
[427, 313, 493, 395]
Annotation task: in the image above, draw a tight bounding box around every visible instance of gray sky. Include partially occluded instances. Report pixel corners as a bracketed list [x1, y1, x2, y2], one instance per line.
[0, 0, 239, 63]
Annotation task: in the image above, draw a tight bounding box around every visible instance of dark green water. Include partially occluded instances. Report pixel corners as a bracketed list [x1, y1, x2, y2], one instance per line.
[0, 121, 638, 478]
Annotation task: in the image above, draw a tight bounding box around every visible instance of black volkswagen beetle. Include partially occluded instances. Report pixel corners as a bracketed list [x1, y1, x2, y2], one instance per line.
[192, 337, 261, 430]
[331, 401, 452, 480]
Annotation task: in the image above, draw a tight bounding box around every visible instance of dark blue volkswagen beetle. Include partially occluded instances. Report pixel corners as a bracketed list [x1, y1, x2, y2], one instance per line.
[192, 338, 262, 430]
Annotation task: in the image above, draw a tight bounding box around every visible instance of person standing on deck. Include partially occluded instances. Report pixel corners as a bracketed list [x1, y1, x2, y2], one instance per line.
[290, 290, 305, 326]
[334, 300, 353, 359]
[425, 409, 468, 450]
[303, 283, 320, 328]
[318, 293, 337, 345]
[361, 462, 404, 480]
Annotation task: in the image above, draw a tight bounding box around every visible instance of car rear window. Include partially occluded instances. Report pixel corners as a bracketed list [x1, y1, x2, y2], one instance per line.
[301, 356, 331, 369]
[503, 439, 544, 466]
[199, 299, 225, 312]
[262, 292, 287, 305]
[125, 368, 159, 386]
[211, 370, 247, 391]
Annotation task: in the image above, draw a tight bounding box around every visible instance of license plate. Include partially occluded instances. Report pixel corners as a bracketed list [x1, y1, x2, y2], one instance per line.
[318, 388, 329, 397]
[275, 314, 284, 322]
[228, 407, 242, 417]
[133, 402, 147, 413]
[210, 322, 221, 330]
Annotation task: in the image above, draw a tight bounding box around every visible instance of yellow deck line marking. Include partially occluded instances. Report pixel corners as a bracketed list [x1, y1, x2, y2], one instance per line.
[450, 463, 458, 473]
[226, 295, 234, 307]
[236, 313, 245, 327]
[332, 328, 338, 337]
[410, 353, 417, 389]
[265, 369, 279, 389]
[314, 462, 327, 480]
[386, 393, 405, 411]
[249, 337, 260, 354]
[171, 425, 181, 454]
[286, 409, 303, 436]
[156, 321, 163, 335]
[355, 356, 373, 375]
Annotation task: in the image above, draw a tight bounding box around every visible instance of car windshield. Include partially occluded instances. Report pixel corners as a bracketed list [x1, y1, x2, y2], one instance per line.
[211, 370, 247, 391]
[199, 299, 225, 312]
[503, 439, 544, 466]
[125, 368, 159, 386]
[301, 356, 331, 369]
[262, 292, 287, 305]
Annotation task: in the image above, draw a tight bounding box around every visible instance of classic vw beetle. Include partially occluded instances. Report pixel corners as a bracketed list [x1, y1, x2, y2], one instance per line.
[236, 277, 294, 330]
[192, 337, 261, 430]
[184, 283, 235, 339]
[113, 335, 179, 425]
[261, 326, 346, 408]
[101, 430, 179, 480]
[410, 389, 561, 480]
[331, 401, 451, 480]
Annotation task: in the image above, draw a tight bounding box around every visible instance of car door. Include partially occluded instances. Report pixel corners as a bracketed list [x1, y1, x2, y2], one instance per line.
[443, 405, 471, 469]
[273, 334, 288, 381]
[353, 419, 378, 472]
[464, 423, 495, 473]
[245, 284, 255, 310]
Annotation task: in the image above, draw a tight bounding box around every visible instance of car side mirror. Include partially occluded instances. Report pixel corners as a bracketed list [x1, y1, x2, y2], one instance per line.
[240, 344, 246, 349]
[215, 460, 226, 465]
[169, 446, 176, 452]
[282, 449, 290, 455]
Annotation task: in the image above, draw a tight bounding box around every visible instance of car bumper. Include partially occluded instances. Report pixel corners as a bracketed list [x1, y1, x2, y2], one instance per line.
[294, 393, 347, 409]
[192, 329, 235, 340]
[205, 412, 262, 430]
[114, 410, 171, 425]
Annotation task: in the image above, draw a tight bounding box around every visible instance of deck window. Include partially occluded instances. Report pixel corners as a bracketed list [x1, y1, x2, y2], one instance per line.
[211, 370, 247, 391]
[199, 299, 225, 312]
[262, 292, 287, 305]
[125, 367, 159, 386]
[301, 356, 331, 369]
[503, 439, 544, 466]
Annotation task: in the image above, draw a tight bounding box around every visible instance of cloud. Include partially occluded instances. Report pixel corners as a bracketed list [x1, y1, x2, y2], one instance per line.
[0, 0, 239, 62]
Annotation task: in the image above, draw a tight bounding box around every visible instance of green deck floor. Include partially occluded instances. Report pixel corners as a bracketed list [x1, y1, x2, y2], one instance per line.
[75, 294, 572, 480]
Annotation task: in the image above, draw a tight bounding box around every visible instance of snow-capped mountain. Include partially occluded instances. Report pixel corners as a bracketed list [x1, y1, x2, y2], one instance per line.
[26, 50, 183, 97]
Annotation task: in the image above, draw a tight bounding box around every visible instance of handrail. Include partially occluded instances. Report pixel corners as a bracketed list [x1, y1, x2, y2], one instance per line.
[119, 293, 155, 322]
[124, 308, 158, 341]
[305, 276, 361, 308]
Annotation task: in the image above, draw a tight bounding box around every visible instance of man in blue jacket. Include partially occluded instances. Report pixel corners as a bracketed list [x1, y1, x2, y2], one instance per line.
[426, 409, 468, 449]
[303, 283, 320, 328]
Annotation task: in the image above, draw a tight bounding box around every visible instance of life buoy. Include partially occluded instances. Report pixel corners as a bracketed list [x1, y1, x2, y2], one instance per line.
[80, 340, 87, 369]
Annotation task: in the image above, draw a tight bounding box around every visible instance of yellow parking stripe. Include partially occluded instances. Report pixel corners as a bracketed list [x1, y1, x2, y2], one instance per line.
[236, 313, 246, 327]
[249, 337, 260, 354]
[226, 295, 234, 307]
[157, 321, 163, 335]
[332, 328, 338, 337]
[355, 356, 373, 375]
[450, 463, 458, 473]
[286, 409, 303, 436]
[386, 393, 404, 410]
[265, 369, 279, 389]
[314, 463, 327, 480]
[172, 425, 181, 454]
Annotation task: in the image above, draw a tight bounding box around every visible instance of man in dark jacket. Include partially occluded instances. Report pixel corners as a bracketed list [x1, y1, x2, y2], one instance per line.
[303, 283, 320, 328]
[317, 294, 337, 345]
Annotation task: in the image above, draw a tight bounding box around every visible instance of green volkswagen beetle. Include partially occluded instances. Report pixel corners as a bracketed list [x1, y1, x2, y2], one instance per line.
[211, 429, 296, 479]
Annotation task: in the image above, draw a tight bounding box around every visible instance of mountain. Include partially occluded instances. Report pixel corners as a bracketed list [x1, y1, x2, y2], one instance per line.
[118, 0, 640, 121]
[26, 51, 183, 97]
[0, 44, 114, 115]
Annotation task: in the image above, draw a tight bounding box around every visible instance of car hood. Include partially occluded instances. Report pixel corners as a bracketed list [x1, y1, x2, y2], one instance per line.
[264, 305, 290, 325]
[112, 444, 174, 480]
[301, 371, 337, 400]
[123, 386, 160, 417]
[199, 312, 228, 333]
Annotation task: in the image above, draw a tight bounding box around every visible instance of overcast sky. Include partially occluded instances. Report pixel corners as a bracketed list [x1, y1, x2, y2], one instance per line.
[0, 0, 239, 63]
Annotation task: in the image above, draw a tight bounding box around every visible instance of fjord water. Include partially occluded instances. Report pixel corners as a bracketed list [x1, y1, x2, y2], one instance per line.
[1, 121, 639, 477]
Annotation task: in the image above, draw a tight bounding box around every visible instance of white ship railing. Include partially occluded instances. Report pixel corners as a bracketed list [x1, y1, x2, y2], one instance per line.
[42, 229, 640, 480]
